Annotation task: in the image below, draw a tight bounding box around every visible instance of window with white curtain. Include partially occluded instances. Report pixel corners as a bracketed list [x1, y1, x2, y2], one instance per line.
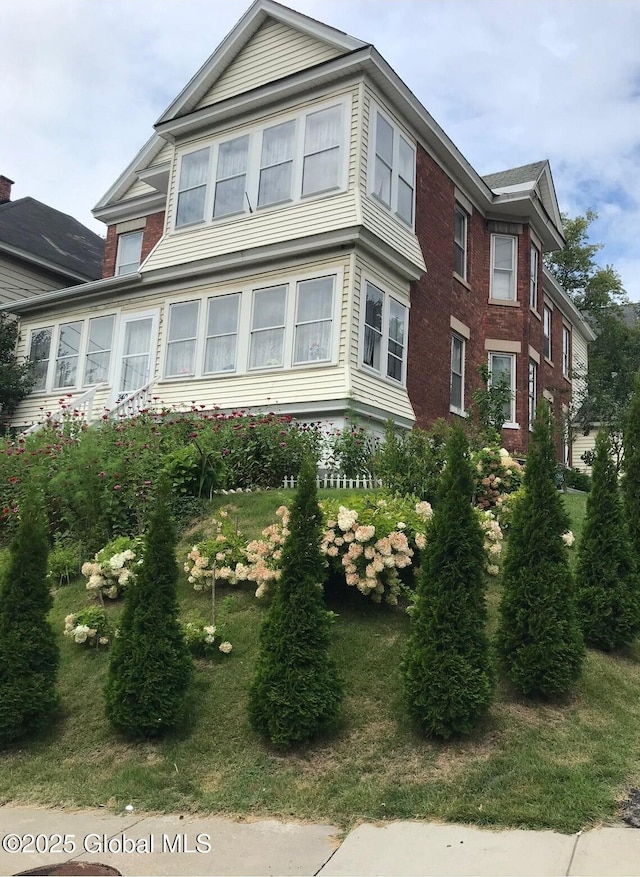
[489, 352, 516, 425]
[370, 107, 416, 227]
[120, 317, 153, 393]
[176, 148, 210, 227]
[29, 327, 53, 392]
[116, 231, 143, 275]
[491, 235, 517, 301]
[450, 334, 465, 413]
[302, 105, 342, 196]
[84, 315, 114, 385]
[205, 294, 240, 373]
[213, 135, 249, 218]
[54, 321, 82, 389]
[361, 281, 408, 384]
[293, 277, 334, 364]
[249, 285, 287, 369]
[166, 301, 199, 377]
[258, 121, 295, 207]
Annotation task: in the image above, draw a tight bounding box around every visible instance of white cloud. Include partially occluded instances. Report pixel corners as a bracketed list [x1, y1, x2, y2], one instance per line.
[2, 0, 640, 299]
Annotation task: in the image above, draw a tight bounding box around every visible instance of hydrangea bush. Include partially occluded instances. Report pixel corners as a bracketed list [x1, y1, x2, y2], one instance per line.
[474, 447, 523, 511]
[81, 536, 142, 599]
[182, 612, 233, 658]
[183, 508, 249, 589]
[64, 606, 111, 648]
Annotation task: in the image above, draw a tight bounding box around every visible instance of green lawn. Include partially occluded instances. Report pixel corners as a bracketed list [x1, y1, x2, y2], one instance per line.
[2, 488, 640, 833]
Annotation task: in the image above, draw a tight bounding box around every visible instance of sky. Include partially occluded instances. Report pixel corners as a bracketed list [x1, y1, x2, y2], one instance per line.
[3, 0, 640, 300]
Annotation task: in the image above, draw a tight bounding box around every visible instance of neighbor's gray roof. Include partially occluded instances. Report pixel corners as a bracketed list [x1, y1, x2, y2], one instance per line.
[0, 197, 104, 281]
[482, 160, 548, 190]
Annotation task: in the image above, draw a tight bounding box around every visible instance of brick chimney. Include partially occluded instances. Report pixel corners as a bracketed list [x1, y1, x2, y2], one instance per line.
[0, 175, 14, 204]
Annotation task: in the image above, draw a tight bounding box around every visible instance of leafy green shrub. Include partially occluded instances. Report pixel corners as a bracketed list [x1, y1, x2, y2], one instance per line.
[496, 402, 584, 697]
[376, 420, 449, 503]
[104, 487, 192, 739]
[564, 468, 592, 492]
[184, 508, 249, 589]
[623, 372, 640, 569]
[0, 492, 59, 746]
[81, 536, 142, 600]
[182, 601, 233, 659]
[326, 422, 379, 477]
[48, 537, 82, 586]
[575, 431, 640, 650]
[248, 457, 343, 747]
[163, 442, 224, 498]
[402, 425, 494, 738]
[64, 606, 111, 648]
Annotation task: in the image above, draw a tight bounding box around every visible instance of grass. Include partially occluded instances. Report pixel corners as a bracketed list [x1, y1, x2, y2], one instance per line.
[2, 487, 640, 833]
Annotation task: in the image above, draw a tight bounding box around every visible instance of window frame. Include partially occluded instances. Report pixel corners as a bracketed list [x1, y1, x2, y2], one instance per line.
[562, 324, 571, 377]
[488, 351, 517, 428]
[528, 358, 537, 430]
[115, 230, 144, 276]
[172, 97, 349, 232]
[543, 304, 552, 360]
[529, 245, 539, 311]
[454, 205, 468, 280]
[165, 300, 201, 378]
[450, 332, 466, 415]
[359, 278, 409, 387]
[368, 103, 416, 228]
[490, 234, 517, 302]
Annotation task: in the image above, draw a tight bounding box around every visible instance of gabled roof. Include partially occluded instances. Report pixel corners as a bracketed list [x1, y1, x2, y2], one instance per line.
[483, 159, 563, 238]
[482, 161, 549, 190]
[0, 197, 104, 282]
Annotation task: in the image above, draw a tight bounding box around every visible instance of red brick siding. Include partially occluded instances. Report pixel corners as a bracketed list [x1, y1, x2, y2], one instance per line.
[101, 211, 166, 278]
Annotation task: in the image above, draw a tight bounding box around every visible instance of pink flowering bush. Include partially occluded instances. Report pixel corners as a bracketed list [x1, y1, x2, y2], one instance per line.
[184, 508, 250, 589]
[474, 446, 523, 511]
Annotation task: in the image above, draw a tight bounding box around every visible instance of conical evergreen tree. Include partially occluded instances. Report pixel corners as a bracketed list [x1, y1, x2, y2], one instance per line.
[576, 429, 640, 650]
[402, 425, 494, 737]
[497, 401, 584, 697]
[105, 485, 192, 738]
[248, 456, 343, 747]
[0, 491, 59, 746]
[623, 371, 640, 571]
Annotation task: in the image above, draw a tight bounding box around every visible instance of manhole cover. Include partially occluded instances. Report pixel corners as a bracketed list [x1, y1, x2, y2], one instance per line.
[14, 863, 121, 876]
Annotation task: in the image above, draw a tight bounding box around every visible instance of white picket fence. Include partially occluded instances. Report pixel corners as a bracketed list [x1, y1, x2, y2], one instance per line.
[282, 473, 381, 490]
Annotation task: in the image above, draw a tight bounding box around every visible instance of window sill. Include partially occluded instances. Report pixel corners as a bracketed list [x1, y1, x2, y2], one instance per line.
[450, 405, 467, 417]
[502, 422, 520, 430]
[544, 356, 553, 366]
[453, 272, 471, 290]
[562, 372, 571, 383]
[530, 307, 541, 321]
[488, 298, 519, 307]
[358, 363, 407, 390]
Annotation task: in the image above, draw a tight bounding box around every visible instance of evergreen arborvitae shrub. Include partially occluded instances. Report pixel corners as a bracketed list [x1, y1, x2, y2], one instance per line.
[623, 372, 640, 570]
[104, 486, 192, 739]
[248, 456, 343, 747]
[576, 430, 640, 650]
[0, 492, 59, 746]
[496, 401, 584, 697]
[402, 424, 494, 738]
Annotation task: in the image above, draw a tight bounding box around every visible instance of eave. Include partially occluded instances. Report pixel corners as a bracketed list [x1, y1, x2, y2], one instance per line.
[93, 191, 167, 225]
[0, 241, 95, 284]
[0, 273, 142, 316]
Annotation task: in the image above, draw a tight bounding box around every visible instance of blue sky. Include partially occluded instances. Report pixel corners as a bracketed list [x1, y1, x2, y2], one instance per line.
[3, 0, 640, 300]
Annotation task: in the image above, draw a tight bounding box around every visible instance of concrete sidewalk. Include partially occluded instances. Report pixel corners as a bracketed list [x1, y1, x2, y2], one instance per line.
[1, 806, 640, 876]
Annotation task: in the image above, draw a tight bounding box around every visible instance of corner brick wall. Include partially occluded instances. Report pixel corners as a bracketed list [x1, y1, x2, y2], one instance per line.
[408, 144, 570, 460]
[101, 211, 166, 278]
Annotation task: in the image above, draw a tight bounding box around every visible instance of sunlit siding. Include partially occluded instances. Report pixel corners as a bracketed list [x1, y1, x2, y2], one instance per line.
[143, 87, 360, 273]
[572, 432, 594, 474]
[195, 20, 342, 110]
[348, 252, 415, 424]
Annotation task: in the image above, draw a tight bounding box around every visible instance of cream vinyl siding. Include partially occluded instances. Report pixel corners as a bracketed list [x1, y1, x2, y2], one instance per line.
[12, 254, 353, 428]
[143, 88, 361, 273]
[117, 142, 175, 202]
[572, 431, 594, 474]
[348, 253, 415, 423]
[571, 328, 589, 406]
[0, 257, 64, 304]
[360, 87, 425, 272]
[195, 19, 342, 110]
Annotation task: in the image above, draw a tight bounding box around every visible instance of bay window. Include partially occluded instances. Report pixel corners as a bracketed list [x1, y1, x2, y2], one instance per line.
[29, 327, 52, 392]
[166, 301, 199, 377]
[54, 321, 82, 389]
[205, 294, 239, 374]
[249, 285, 287, 369]
[294, 277, 334, 364]
[213, 135, 249, 218]
[176, 148, 210, 227]
[85, 315, 114, 386]
[302, 105, 342, 196]
[370, 107, 416, 226]
[258, 121, 295, 207]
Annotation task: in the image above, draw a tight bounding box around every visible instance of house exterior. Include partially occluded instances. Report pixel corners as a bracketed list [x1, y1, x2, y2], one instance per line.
[2, 0, 593, 463]
[0, 176, 104, 306]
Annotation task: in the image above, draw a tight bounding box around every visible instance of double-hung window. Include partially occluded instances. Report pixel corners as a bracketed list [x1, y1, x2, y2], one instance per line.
[249, 285, 287, 369]
[116, 231, 143, 275]
[294, 277, 334, 364]
[562, 325, 571, 376]
[302, 105, 342, 196]
[205, 295, 240, 374]
[258, 121, 296, 207]
[528, 359, 537, 428]
[454, 206, 468, 279]
[54, 321, 82, 389]
[176, 148, 210, 226]
[491, 235, 517, 301]
[543, 305, 552, 360]
[85, 316, 115, 385]
[362, 281, 408, 384]
[529, 246, 539, 310]
[450, 334, 465, 414]
[213, 135, 249, 218]
[371, 108, 415, 226]
[29, 328, 53, 392]
[165, 301, 199, 377]
[488, 352, 516, 426]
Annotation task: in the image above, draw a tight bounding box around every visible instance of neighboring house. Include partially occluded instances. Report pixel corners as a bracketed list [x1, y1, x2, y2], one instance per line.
[2, 0, 592, 463]
[0, 176, 104, 306]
